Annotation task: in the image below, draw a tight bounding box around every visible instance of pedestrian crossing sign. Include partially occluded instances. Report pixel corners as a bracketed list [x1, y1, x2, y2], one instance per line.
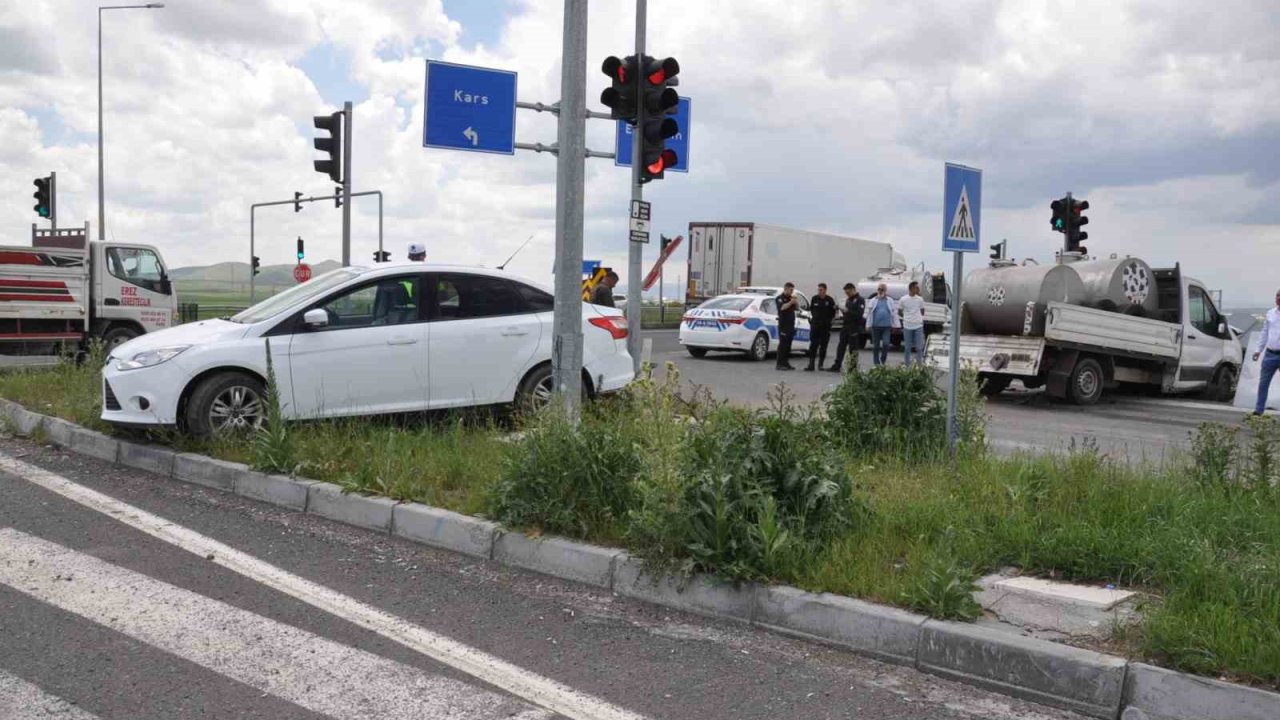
[943, 163, 982, 252]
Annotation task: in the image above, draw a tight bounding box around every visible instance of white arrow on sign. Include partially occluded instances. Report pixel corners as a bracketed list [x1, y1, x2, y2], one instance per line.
[463, 127, 479, 146]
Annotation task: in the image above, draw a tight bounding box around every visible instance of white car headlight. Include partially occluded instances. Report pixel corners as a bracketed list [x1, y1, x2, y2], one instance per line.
[115, 345, 190, 371]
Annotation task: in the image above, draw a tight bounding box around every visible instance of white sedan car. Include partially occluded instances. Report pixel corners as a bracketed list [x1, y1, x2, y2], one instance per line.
[679, 292, 813, 361]
[102, 264, 634, 436]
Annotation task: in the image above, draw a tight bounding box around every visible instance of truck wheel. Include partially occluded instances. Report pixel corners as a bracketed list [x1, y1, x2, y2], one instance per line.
[102, 326, 140, 352]
[1069, 358, 1105, 406]
[1206, 364, 1238, 403]
[746, 333, 770, 362]
[978, 374, 1012, 397]
[687, 347, 709, 358]
[184, 371, 267, 437]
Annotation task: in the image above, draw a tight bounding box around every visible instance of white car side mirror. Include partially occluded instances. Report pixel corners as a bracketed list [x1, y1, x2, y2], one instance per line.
[303, 308, 329, 328]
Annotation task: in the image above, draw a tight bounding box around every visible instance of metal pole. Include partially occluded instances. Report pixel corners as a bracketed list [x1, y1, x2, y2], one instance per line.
[376, 190, 383, 260]
[97, 9, 104, 241]
[49, 172, 57, 232]
[341, 101, 353, 267]
[249, 206, 256, 302]
[659, 264, 664, 325]
[946, 251, 964, 451]
[551, 0, 588, 416]
[626, 0, 647, 373]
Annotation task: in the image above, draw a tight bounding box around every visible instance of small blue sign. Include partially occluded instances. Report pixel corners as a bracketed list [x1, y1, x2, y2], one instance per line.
[583, 260, 601, 275]
[423, 60, 517, 155]
[615, 96, 691, 173]
[942, 163, 982, 253]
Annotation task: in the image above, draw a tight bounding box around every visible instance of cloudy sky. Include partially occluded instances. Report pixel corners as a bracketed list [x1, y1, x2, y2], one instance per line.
[1, 0, 1277, 305]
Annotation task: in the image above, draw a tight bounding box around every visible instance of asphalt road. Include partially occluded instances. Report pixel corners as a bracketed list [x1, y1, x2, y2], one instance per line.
[641, 329, 1251, 462]
[0, 437, 1088, 720]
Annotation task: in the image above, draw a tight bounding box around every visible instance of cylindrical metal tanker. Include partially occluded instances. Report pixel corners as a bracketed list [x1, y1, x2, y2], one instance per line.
[962, 264, 1086, 335]
[857, 269, 935, 301]
[1070, 257, 1159, 315]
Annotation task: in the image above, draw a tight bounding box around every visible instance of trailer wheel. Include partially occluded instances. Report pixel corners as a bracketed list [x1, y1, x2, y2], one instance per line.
[1069, 358, 1105, 406]
[687, 346, 709, 359]
[102, 326, 140, 351]
[978, 374, 1012, 397]
[1205, 364, 1238, 403]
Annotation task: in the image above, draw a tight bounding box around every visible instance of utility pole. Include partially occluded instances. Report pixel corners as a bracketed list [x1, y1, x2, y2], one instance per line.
[341, 100, 353, 266]
[551, 0, 588, 415]
[626, 0, 647, 373]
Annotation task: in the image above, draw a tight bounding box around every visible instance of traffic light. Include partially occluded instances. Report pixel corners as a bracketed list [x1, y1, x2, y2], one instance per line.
[600, 55, 639, 123]
[313, 110, 344, 184]
[294, 191, 303, 213]
[1050, 197, 1069, 233]
[989, 240, 1007, 260]
[32, 176, 51, 218]
[334, 186, 342, 209]
[1066, 198, 1089, 253]
[252, 256, 261, 276]
[296, 237, 305, 261]
[639, 56, 680, 183]
[660, 235, 672, 252]
[373, 250, 391, 262]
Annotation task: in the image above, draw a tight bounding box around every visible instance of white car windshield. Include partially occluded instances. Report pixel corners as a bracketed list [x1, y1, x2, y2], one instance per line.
[699, 297, 753, 311]
[230, 267, 368, 324]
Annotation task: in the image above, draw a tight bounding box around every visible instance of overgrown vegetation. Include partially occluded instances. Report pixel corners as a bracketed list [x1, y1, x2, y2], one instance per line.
[3, 354, 1279, 687]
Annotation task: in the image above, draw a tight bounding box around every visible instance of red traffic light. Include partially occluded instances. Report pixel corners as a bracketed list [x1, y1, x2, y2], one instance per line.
[602, 56, 626, 83]
[646, 148, 678, 175]
[645, 57, 679, 85]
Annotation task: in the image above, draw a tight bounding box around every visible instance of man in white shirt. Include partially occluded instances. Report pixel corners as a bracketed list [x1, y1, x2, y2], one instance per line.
[1252, 289, 1280, 415]
[899, 281, 927, 368]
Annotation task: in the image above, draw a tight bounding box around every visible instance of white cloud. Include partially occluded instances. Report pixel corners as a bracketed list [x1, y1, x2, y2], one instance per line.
[0, 0, 1275, 306]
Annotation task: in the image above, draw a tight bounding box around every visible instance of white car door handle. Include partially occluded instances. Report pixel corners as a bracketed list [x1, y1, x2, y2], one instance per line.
[387, 336, 418, 345]
[501, 327, 529, 336]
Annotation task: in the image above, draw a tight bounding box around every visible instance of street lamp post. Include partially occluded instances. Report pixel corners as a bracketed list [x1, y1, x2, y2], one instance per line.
[98, 3, 164, 241]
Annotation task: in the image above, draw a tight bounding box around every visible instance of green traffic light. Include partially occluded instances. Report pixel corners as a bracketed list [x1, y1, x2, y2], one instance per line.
[37, 207, 49, 218]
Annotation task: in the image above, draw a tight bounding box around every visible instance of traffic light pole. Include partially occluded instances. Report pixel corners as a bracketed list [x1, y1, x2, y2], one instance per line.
[49, 172, 57, 232]
[341, 101, 353, 267]
[550, 0, 588, 417]
[626, 0, 647, 374]
[249, 189, 383, 302]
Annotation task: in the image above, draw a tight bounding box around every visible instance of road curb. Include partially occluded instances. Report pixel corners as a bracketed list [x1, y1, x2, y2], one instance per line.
[613, 555, 757, 623]
[918, 619, 1127, 718]
[754, 585, 925, 667]
[2, 401, 1278, 719]
[493, 531, 621, 589]
[1122, 662, 1280, 720]
[392, 503, 496, 559]
[307, 482, 396, 534]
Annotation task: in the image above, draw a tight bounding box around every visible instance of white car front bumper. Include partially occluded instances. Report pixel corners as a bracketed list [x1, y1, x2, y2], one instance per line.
[101, 359, 186, 426]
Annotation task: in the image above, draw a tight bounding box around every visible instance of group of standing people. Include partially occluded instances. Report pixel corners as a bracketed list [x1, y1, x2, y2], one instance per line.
[774, 281, 928, 372]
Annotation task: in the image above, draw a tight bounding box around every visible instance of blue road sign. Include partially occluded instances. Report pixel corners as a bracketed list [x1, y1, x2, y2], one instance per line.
[583, 260, 601, 275]
[615, 96, 691, 173]
[423, 60, 517, 155]
[942, 163, 982, 252]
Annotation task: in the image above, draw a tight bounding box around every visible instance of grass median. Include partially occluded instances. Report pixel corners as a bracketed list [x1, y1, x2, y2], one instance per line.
[1, 353, 1277, 688]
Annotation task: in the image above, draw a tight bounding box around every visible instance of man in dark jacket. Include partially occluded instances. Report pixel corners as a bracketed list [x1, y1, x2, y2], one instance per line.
[775, 282, 799, 371]
[591, 271, 619, 307]
[805, 283, 837, 371]
[829, 283, 866, 372]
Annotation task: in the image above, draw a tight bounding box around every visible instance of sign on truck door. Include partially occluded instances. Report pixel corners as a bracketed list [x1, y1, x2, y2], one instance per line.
[98, 245, 174, 333]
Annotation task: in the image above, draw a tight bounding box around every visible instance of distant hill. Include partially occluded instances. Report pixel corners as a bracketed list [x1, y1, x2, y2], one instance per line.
[171, 260, 342, 289]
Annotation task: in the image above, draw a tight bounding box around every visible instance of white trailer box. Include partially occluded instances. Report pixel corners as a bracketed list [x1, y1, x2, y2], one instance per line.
[685, 222, 894, 304]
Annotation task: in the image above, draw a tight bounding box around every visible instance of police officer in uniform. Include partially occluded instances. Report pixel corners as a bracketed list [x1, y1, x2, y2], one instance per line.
[829, 283, 866, 372]
[805, 282, 837, 371]
[775, 282, 799, 371]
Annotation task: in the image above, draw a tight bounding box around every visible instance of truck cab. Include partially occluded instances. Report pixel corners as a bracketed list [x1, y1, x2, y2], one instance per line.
[1158, 268, 1239, 395]
[0, 224, 177, 356]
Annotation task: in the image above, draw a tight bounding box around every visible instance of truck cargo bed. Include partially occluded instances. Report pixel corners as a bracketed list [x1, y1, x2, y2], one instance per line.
[1044, 301, 1180, 359]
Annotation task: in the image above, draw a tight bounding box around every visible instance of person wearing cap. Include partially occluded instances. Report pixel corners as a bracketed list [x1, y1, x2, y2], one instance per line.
[407, 243, 426, 261]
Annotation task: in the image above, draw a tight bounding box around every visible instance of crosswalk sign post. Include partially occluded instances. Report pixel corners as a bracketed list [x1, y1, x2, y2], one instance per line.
[942, 162, 982, 453]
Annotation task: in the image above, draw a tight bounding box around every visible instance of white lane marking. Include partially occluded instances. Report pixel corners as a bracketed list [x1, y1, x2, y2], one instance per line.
[0, 529, 551, 720]
[0, 453, 648, 720]
[0, 669, 101, 720]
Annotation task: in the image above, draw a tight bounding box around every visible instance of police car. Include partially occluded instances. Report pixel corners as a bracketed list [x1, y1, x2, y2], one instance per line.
[679, 291, 812, 361]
